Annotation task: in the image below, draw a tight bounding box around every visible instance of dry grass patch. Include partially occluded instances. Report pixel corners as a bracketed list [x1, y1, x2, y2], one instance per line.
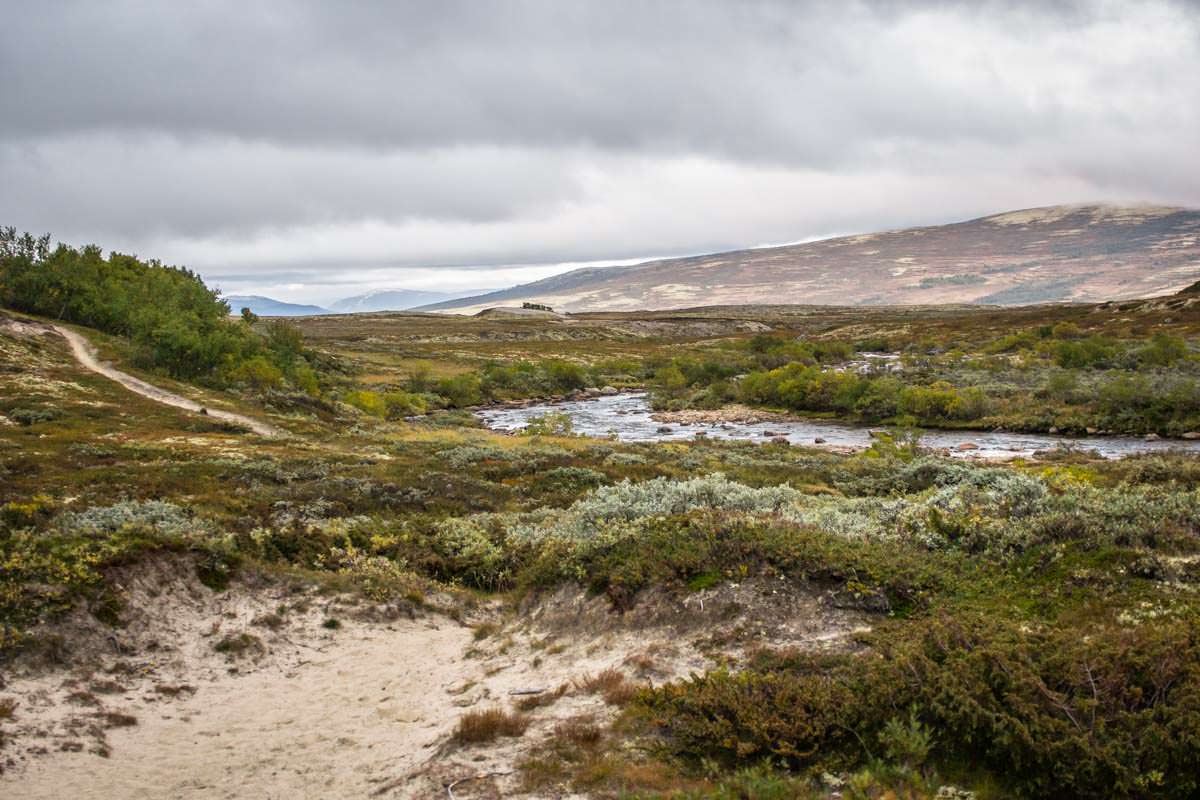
[575, 668, 639, 706]
[0, 696, 17, 719]
[65, 690, 100, 707]
[251, 611, 285, 630]
[213, 631, 264, 657]
[98, 711, 138, 728]
[88, 679, 126, 695]
[555, 715, 603, 747]
[515, 682, 570, 711]
[472, 621, 500, 641]
[453, 708, 530, 744]
[624, 651, 665, 677]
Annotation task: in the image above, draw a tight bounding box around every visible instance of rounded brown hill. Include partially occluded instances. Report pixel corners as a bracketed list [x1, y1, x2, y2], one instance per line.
[423, 204, 1200, 313]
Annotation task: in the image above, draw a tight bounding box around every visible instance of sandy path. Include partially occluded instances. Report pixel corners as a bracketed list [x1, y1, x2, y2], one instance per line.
[9, 618, 475, 799]
[51, 324, 285, 438]
[1, 571, 871, 798]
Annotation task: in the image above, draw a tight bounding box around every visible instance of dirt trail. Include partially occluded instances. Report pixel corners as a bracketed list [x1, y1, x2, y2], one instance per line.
[51, 324, 285, 438]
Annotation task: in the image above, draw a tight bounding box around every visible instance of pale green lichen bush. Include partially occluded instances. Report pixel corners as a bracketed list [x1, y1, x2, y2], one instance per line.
[543, 473, 804, 541]
[424, 464, 1200, 588]
[788, 468, 1200, 556]
[536, 466, 608, 491]
[603, 451, 648, 466]
[438, 444, 510, 469]
[56, 500, 203, 538]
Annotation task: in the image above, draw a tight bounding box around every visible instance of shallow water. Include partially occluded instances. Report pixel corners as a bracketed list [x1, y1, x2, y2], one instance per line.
[477, 392, 1200, 460]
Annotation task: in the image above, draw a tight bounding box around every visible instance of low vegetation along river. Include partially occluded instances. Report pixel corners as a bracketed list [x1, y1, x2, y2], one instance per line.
[478, 392, 1200, 460]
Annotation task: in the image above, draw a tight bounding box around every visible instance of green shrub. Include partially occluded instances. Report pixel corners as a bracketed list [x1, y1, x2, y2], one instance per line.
[227, 355, 284, 390]
[987, 330, 1040, 353]
[437, 373, 483, 406]
[1135, 333, 1189, 367]
[638, 615, 1200, 798]
[318, 545, 416, 601]
[853, 378, 901, 418]
[543, 359, 588, 392]
[381, 390, 428, 418]
[344, 389, 388, 418]
[1051, 321, 1085, 339]
[897, 382, 985, 421]
[9, 408, 57, 426]
[432, 516, 512, 588]
[0, 495, 54, 528]
[1055, 336, 1118, 369]
[0, 227, 319, 388]
[878, 708, 933, 770]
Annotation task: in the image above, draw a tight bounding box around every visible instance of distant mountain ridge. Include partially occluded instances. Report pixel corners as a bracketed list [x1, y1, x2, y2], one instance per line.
[331, 288, 484, 313]
[415, 266, 643, 312]
[223, 288, 490, 317]
[224, 295, 330, 317]
[419, 204, 1200, 313]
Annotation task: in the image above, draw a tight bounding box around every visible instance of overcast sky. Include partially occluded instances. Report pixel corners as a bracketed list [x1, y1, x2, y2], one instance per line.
[3, 1, 1199, 304]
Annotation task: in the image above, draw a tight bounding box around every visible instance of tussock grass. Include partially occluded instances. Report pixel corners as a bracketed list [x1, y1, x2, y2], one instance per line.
[0, 697, 17, 719]
[213, 632, 263, 656]
[575, 668, 639, 706]
[472, 621, 500, 641]
[97, 711, 138, 728]
[453, 708, 530, 744]
[515, 682, 570, 712]
[554, 715, 603, 747]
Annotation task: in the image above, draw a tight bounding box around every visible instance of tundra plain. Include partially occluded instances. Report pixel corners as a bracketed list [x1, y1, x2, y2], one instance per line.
[3, 234, 1200, 797]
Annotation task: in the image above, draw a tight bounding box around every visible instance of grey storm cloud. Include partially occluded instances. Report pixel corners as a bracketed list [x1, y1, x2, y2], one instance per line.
[1, 0, 1199, 302]
[3, 1, 1158, 158]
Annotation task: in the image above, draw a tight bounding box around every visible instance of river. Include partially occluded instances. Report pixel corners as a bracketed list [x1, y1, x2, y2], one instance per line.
[476, 392, 1200, 460]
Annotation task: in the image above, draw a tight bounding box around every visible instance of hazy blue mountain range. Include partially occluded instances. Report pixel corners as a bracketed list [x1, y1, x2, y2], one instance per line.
[224, 288, 490, 317]
[224, 295, 330, 317]
[330, 288, 485, 313]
